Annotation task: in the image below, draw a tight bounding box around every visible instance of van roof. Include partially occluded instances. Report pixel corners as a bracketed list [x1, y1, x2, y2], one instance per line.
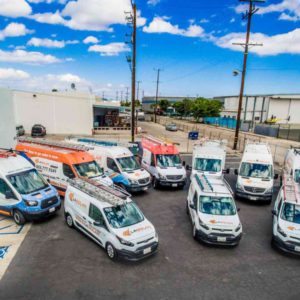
[242, 143, 273, 164]
[142, 136, 179, 155]
[16, 142, 95, 165]
[0, 153, 33, 177]
[282, 173, 300, 204]
[193, 174, 233, 197]
[193, 140, 226, 158]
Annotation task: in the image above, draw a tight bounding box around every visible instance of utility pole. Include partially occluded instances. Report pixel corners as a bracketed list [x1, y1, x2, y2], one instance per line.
[116, 90, 119, 101]
[154, 68, 162, 123]
[125, 87, 129, 103]
[233, 0, 264, 150]
[120, 90, 124, 102]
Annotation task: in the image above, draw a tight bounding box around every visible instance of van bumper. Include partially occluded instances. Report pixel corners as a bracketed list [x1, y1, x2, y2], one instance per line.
[196, 229, 242, 246]
[272, 235, 300, 255]
[235, 190, 272, 201]
[117, 241, 159, 261]
[158, 179, 186, 188]
[127, 182, 152, 192]
[24, 203, 61, 221]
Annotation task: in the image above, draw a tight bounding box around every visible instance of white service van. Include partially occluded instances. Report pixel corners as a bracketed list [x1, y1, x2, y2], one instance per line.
[283, 148, 300, 184]
[0, 150, 61, 224]
[64, 178, 158, 261]
[67, 138, 151, 192]
[187, 174, 242, 246]
[189, 140, 228, 178]
[272, 173, 300, 255]
[235, 142, 277, 203]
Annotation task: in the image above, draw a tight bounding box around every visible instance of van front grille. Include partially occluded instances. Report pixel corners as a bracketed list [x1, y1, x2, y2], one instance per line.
[41, 196, 58, 209]
[244, 186, 265, 194]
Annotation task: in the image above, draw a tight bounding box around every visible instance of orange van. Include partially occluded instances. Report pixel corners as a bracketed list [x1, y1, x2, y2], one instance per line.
[16, 138, 113, 196]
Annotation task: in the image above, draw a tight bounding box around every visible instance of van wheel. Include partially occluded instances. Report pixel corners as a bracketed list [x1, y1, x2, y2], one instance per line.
[106, 243, 117, 260]
[13, 210, 26, 225]
[153, 177, 160, 189]
[65, 213, 74, 228]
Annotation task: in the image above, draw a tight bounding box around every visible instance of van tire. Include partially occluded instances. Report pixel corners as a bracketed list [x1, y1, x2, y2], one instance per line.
[65, 213, 74, 228]
[153, 177, 159, 189]
[106, 243, 117, 260]
[13, 210, 26, 225]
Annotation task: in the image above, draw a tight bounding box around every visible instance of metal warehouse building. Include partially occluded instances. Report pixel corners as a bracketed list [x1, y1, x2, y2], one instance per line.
[214, 94, 300, 124]
[0, 88, 120, 148]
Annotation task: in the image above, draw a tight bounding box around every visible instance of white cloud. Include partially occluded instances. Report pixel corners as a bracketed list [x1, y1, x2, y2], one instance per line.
[147, 0, 160, 6]
[83, 36, 99, 44]
[0, 23, 34, 40]
[235, 0, 300, 22]
[230, 18, 235, 23]
[0, 68, 30, 80]
[214, 28, 300, 56]
[29, 10, 67, 25]
[0, 0, 32, 17]
[200, 18, 209, 24]
[0, 49, 61, 64]
[46, 73, 81, 83]
[28, 0, 67, 3]
[88, 42, 130, 56]
[27, 37, 78, 48]
[143, 17, 205, 38]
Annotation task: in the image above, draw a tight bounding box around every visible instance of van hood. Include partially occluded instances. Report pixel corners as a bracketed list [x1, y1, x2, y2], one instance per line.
[21, 185, 58, 201]
[239, 176, 273, 189]
[112, 219, 155, 243]
[123, 169, 150, 181]
[279, 219, 300, 238]
[200, 213, 240, 229]
[157, 166, 186, 177]
[92, 174, 113, 187]
[192, 170, 222, 178]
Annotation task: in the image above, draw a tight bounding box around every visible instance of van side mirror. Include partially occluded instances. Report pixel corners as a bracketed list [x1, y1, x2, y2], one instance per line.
[271, 209, 277, 216]
[5, 190, 16, 200]
[234, 169, 239, 176]
[223, 168, 230, 174]
[189, 203, 195, 210]
[274, 174, 279, 180]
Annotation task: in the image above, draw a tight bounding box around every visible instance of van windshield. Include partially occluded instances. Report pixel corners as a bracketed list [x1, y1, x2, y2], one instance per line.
[117, 156, 140, 172]
[240, 162, 272, 179]
[74, 161, 103, 178]
[295, 169, 300, 183]
[194, 158, 221, 172]
[156, 154, 181, 168]
[199, 196, 236, 216]
[281, 203, 300, 224]
[7, 169, 48, 195]
[103, 202, 144, 228]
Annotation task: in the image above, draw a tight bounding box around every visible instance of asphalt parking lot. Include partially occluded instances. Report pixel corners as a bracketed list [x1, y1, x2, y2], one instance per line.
[1, 155, 300, 300]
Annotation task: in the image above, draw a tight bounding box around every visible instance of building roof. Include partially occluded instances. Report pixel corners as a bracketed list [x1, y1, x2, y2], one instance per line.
[214, 93, 300, 99]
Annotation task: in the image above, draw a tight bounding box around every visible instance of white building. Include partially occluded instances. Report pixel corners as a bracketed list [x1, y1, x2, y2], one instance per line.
[215, 94, 300, 124]
[0, 88, 120, 148]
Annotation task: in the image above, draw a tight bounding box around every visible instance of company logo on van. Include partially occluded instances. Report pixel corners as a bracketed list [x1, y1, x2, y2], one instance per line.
[69, 192, 87, 209]
[122, 225, 152, 237]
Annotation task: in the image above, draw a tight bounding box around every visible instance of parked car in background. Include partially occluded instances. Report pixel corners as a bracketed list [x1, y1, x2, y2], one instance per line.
[31, 124, 46, 137]
[16, 125, 25, 137]
[165, 123, 177, 132]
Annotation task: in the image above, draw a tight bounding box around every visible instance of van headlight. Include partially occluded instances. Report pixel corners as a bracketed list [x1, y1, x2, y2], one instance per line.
[236, 182, 244, 191]
[25, 200, 38, 207]
[277, 225, 287, 237]
[265, 187, 273, 194]
[235, 223, 242, 232]
[199, 218, 209, 230]
[158, 173, 166, 180]
[128, 179, 138, 185]
[116, 236, 134, 247]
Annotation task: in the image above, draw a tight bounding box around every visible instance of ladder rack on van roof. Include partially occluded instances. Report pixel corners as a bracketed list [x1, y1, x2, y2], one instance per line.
[69, 177, 128, 206]
[143, 135, 172, 146]
[74, 138, 139, 149]
[293, 148, 300, 156]
[0, 149, 17, 158]
[283, 173, 300, 204]
[195, 174, 214, 193]
[18, 137, 90, 152]
[195, 174, 233, 195]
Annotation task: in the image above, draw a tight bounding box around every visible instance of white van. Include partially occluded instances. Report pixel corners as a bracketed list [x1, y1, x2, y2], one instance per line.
[235, 142, 277, 203]
[272, 173, 300, 255]
[67, 138, 151, 192]
[190, 140, 228, 178]
[283, 148, 300, 184]
[64, 178, 158, 261]
[0, 150, 61, 224]
[187, 174, 242, 246]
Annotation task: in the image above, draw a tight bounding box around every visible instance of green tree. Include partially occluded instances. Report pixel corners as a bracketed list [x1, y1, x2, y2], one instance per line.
[158, 99, 170, 112]
[173, 98, 193, 116]
[191, 98, 222, 122]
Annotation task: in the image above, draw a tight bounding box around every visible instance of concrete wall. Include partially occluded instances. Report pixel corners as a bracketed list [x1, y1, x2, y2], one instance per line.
[0, 89, 17, 148]
[13, 90, 94, 135]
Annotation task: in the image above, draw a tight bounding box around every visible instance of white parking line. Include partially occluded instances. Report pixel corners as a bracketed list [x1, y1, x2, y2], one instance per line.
[0, 217, 31, 280]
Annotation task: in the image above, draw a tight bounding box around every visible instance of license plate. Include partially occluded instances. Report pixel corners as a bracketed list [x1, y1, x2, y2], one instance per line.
[295, 246, 300, 252]
[249, 196, 257, 201]
[217, 237, 227, 242]
[49, 207, 55, 213]
[143, 187, 148, 191]
[143, 247, 151, 255]
[172, 183, 178, 187]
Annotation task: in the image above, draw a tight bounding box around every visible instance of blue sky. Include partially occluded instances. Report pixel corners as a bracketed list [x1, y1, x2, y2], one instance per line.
[0, 0, 299, 99]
